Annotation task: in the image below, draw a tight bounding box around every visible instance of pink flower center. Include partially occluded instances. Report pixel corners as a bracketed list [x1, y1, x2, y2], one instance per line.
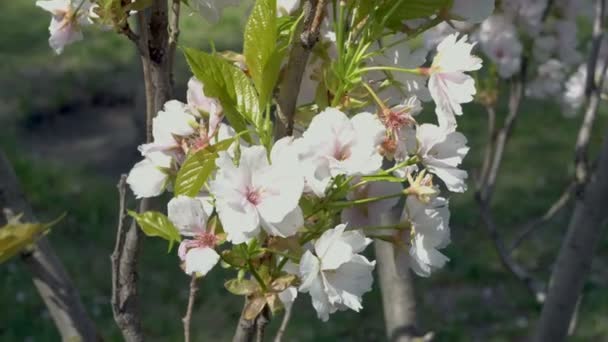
[196, 232, 218, 248]
[332, 143, 352, 161]
[382, 108, 414, 131]
[246, 187, 261, 205]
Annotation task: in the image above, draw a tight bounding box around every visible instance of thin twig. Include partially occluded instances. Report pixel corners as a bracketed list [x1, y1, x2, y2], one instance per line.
[509, 182, 575, 252]
[182, 275, 199, 342]
[273, 305, 293, 342]
[476, 194, 546, 301]
[167, 0, 181, 86]
[477, 105, 496, 189]
[255, 306, 270, 342]
[575, 3, 608, 187]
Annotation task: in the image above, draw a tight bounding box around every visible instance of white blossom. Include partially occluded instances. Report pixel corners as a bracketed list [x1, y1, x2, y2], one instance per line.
[187, 77, 223, 135]
[399, 124, 469, 193]
[139, 100, 198, 156]
[298, 224, 375, 321]
[209, 144, 304, 244]
[478, 15, 522, 79]
[428, 34, 482, 128]
[527, 59, 566, 98]
[36, 0, 93, 54]
[127, 151, 172, 199]
[563, 63, 587, 115]
[397, 196, 451, 277]
[298, 108, 385, 197]
[371, 34, 431, 102]
[168, 196, 219, 276]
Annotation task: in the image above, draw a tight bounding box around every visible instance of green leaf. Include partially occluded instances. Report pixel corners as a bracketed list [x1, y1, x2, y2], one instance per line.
[244, 0, 280, 110]
[360, 174, 406, 183]
[225, 278, 260, 296]
[183, 47, 260, 141]
[0, 214, 64, 264]
[173, 137, 235, 196]
[128, 211, 181, 251]
[384, 0, 450, 30]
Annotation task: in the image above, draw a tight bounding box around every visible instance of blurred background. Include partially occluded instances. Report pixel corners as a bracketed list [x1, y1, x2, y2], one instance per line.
[2, 1, 608, 341]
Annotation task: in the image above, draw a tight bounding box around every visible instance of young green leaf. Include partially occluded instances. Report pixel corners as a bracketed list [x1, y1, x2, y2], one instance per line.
[128, 211, 181, 251]
[384, 0, 450, 30]
[225, 278, 260, 296]
[244, 0, 281, 110]
[0, 214, 64, 264]
[183, 47, 260, 141]
[174, 137, 235, 196]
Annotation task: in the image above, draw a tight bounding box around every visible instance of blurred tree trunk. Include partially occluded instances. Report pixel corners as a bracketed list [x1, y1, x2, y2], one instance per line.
[533, 125, 608, 341]
[375, 204, 419, 342]
[375, 241, 418, 342]
[0, 150, 99, 341]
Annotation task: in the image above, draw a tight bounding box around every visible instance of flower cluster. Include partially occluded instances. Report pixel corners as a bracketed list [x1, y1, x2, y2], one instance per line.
[423, 0, 602, 115]
[123, 5, 483, 320]
[40, 0, 487, 322]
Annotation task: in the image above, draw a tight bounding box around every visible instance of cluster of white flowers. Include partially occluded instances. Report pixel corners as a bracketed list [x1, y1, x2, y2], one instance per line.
[423, 0, 603, 115]
[39, 0, 487, 321]
[124, 29, 482, 324]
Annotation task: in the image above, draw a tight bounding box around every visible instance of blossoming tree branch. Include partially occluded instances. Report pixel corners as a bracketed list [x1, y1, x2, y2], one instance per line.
[21, 0, 608, 341]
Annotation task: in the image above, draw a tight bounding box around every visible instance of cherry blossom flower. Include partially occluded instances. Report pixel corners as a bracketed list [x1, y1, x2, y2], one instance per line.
[396, 196, 451, 277]
[298, 224, 375, 321]
[209, 143, 304, 244]
[450, 0, 495, 23]
[138, 100, 198, 157]
[371, 34, 431, 102]
[168, 196, 220, 276]
[127, 151, 172, 199]
[298, 108, 385, 197]
[563, 63, 587, 115]
[399, 124, 469, 193]
[478, 15, 522, 79]
[427, 34, 482, 128]
[527, 59, 566, 99]
[187, 77, 223, 135]
[36, 0, 93, 54]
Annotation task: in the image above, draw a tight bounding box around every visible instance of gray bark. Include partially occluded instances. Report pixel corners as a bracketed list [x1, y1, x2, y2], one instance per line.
[533, 126, 608, 341]
[0, 151, 99, 341]
[375, 240, 418, 342]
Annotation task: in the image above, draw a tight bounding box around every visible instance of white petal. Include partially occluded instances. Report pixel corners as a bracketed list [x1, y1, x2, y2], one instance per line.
[298, 250, 321, 292]
[215, 200, 260, 244]
[259, 206, 303, 238]
[323, 254, 375, 311]
[167, 195, 208, 236]
[184, 247, 220, 276]
[126, 158, 168, 199]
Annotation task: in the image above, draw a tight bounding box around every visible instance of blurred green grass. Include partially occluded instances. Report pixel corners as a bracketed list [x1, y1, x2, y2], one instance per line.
[1, 1, 608, 341]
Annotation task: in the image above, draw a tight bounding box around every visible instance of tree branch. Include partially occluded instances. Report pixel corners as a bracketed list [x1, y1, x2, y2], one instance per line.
[575, 0, 608, 186]
[533, 118, 608, 342]
[273, 304, 293, 342]
[0, 150, 99, 341]
[255, 306, 270, 342]
[111, 3, 174, 340]
[509, 182, 575, 252]
[232, 298, 257, 342]
[275, 0, 327, 138]
[182, 275, 199, 342]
